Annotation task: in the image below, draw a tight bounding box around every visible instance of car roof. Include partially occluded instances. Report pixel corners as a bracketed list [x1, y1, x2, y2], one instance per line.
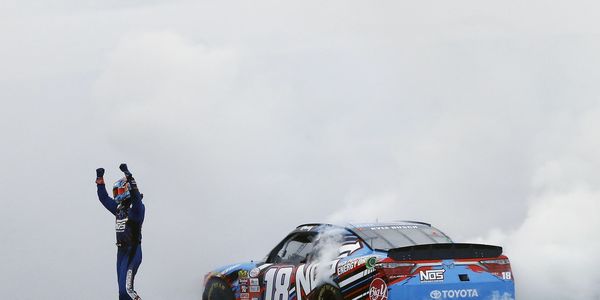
[293, 220, 432, 234]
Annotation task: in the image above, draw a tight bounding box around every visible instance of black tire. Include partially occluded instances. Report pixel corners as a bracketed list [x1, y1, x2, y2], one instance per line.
[202, 278, 235, 300]
[310, 284, 344, 300]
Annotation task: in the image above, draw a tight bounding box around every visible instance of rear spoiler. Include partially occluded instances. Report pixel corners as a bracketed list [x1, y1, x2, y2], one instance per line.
[386, 243, 503, 261]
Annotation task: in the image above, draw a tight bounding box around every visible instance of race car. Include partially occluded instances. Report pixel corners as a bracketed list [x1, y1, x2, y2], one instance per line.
[203, 221, 515, 300]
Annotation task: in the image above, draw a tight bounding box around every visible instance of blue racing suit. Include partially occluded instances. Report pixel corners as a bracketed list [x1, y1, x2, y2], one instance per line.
[97, 178, 145, 300]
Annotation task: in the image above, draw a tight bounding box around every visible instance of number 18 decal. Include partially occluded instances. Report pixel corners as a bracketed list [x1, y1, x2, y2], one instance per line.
[264, 267, 293, 300]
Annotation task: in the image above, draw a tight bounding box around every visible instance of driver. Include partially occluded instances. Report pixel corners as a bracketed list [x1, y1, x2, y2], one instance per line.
[95, 163, 145, 300]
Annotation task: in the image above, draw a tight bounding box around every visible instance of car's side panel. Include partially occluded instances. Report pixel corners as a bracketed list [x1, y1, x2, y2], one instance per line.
[335, 253, 384, 299]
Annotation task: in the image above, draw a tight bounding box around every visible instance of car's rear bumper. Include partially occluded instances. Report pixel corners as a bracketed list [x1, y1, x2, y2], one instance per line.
[388, 281, 515, 299]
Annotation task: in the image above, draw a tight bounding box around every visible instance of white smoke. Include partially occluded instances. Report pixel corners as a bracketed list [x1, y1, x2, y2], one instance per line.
[310, 227, 347, 287]
[500, 188, 600, 299]
[477, 109, 600, 299]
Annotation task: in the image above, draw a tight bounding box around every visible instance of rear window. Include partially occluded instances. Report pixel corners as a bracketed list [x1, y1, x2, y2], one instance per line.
[353, 224, 453, 250]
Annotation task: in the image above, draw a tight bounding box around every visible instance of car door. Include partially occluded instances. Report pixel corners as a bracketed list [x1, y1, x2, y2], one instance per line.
[263, 232, 317, 300]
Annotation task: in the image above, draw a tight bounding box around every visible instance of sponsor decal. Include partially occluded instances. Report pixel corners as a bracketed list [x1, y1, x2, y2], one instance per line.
[366, 257, 377, 269]
[249, 268, 260, 278]
[420, 269, 445, 282]
[250, 278, 259, 286]
[430, 289, 479, 299]
[297, 225, 314, 231]
[337, 259, 360, 275]
[241, 286, 248, 293]
[295, 265, 316, 300]
[250, 285, 260, 293]
[238, 270, 249, 278]
[239, 278, 249, 285]
[336, 256, 377, 275]
[240, 292, 249, 299]
[115, 218, 128, 232]
[369, 278, 388, 300]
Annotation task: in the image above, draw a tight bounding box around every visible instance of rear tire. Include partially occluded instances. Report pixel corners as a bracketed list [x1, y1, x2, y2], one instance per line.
[310, 284, 343, 300]
[202, 278, 235, 300]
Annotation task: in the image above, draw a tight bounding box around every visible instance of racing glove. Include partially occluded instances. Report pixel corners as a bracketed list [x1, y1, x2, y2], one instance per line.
[119, 163, 138, 191]
[119, 163, 132, 178]
[96, 168, 105, 185]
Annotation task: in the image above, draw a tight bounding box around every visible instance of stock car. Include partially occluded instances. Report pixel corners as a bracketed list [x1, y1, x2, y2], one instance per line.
[202, 221, 515, 300]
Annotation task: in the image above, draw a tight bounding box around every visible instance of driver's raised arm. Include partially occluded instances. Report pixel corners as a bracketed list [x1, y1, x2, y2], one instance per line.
[95, 167, 117, 215]
[120, 163, 145, 224]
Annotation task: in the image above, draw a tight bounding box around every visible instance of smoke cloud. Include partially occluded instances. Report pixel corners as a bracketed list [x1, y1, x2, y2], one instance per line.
[475, 109, 600, 299]
[1, 1, 600, 299]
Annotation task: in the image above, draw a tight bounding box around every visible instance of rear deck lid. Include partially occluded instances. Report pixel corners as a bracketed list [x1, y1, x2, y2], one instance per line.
[388, 243, 503, 260]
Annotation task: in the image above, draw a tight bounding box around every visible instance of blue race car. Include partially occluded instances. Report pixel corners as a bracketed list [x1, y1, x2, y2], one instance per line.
[203, 221, 515, 300]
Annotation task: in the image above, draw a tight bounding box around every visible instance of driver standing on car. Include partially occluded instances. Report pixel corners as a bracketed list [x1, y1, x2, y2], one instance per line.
[95, 163, 145, 300]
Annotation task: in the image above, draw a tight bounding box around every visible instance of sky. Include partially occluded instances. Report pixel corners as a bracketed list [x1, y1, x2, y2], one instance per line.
[1, 0, 600, 299]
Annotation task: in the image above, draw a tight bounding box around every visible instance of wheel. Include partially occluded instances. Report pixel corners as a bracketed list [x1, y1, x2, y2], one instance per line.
[310, 284, 343, 300]
[202, 278, 235, 300]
